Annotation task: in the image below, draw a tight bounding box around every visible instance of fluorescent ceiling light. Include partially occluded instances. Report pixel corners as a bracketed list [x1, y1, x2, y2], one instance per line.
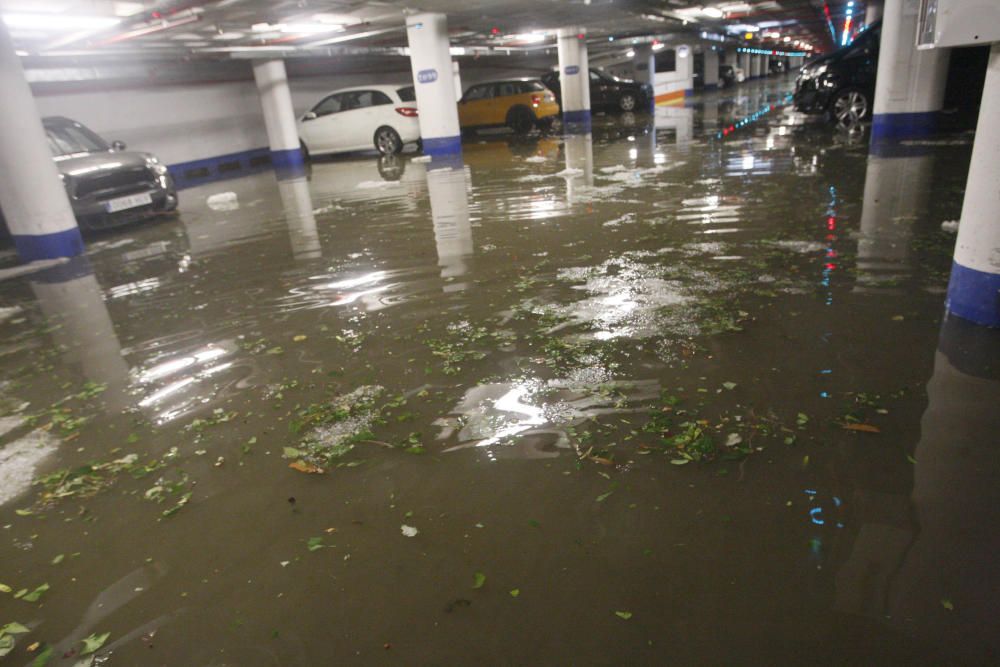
[652, 42, 665, 51]
[702, 7, 724, 18]
[508, 32, 547, 43]
[213, 31, 244, 40]
[626, 49, 635, 57]
[252, 21, 343, 34]
[2, 13, 120, 31]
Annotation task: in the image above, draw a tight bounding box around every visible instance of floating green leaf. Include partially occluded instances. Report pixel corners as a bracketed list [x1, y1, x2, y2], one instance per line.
[22, 583, 50, 603]
[614, 611, 633, 620]
[306, 537, 324, 552]
[509, 589, 520, 598]
[722, 382, 737, 391]
[51, 554, 65, 565]
[80, 631, 110, 655]
[941, 599, 954, 611]
[472, 572, 486, 589]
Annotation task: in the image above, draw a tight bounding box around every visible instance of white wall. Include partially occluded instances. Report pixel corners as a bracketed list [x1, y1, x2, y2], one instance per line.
[34, 80, 268, 166]
[28, 57, 555, 168]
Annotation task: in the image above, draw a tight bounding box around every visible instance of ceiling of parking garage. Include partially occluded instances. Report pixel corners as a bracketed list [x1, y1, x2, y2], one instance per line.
[2, 0, 862, 63]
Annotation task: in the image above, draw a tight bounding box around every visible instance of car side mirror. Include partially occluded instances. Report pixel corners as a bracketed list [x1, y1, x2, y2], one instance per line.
[302, 111, 317, 121]
[111, 140, 126, 151]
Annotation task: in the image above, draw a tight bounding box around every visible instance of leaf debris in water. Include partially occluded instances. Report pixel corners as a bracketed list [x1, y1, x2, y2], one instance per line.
[614, 611, 633, 620]
[472, 572, 486, 589]
[400, 525, 418, 537]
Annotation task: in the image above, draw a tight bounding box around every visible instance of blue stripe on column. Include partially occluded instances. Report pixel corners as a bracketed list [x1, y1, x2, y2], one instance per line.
[422, 136, 462, 156]
[563, 109, 592, 134]
[12, 227, 84, 262]
[271, 148, 305, 169]
[871, 111, 939, 142]
[946, 260, 1000, 328]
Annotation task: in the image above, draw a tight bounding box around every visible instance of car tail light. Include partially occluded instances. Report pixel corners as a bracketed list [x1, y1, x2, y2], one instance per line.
[395, 107, 418, 117]
[531, 95, 542, 108]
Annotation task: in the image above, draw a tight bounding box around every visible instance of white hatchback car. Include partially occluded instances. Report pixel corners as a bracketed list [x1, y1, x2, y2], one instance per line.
[297, 84, 420, 157]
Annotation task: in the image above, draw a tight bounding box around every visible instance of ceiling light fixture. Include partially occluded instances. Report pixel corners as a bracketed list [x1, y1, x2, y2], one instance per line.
[702, 7, 724, 18]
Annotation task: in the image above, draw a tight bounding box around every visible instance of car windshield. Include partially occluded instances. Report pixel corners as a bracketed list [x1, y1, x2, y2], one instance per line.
[45, 122, 108, 156]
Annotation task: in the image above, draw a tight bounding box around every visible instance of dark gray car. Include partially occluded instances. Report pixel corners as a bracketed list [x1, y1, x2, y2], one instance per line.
[1, 116, 178, 235]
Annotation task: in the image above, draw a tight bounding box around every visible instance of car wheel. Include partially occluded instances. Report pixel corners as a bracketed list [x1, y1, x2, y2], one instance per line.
[374, 126, 403, 155]
[536, 117, 556, 134]
[618, 93, 637, 112]
[830, 88, 870, 125]
[299, 140, 310, 163]
[507, 107, 536, 135]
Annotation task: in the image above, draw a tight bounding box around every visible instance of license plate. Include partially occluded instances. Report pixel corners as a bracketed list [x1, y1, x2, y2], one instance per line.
[104, 192, 152, 213]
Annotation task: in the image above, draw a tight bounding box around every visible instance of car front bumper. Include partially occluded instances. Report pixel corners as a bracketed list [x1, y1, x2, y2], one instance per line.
[72, 177, 178, 232]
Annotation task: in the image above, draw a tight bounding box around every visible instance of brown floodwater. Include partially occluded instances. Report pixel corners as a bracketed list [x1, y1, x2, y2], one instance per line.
[1, 76, 998, 665]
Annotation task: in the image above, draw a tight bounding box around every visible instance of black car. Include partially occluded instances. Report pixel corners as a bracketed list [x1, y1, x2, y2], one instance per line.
[541, 67, 653, 113]
[794, 21, 881, 124]
[1, 117, 177, 236]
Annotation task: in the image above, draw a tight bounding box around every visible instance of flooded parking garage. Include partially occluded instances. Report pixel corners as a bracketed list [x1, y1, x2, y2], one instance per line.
[1, 72, 998, 665]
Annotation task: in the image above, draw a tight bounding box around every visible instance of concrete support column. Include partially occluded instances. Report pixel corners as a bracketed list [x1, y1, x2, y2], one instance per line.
[762, 54, 770, 76]
[405, 12, 462, 157]
[633, 44, 656, 111]
[740, 51, 752, 80]
[865, 0, 883, 25]
[704, 49, 720, 88]
[252, 59, 304, 173]
[946, 44, 1000, 328]
[870, 0, 950, 143]
[557, 27, 591, 133]
[0, 21, 83, 261]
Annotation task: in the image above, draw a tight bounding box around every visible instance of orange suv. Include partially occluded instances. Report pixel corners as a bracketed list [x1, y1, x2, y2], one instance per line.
[458, 79, 559, 135]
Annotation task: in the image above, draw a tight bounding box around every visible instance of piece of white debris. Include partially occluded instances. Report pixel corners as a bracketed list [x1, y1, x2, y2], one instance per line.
[411, 155, 432, 163]
[725, 433, 743, 447]
[400, 524, 419, 537]
[941, 220, 960, 233]
[524, 155, 547, 163]
[206, 191, 239, 211]
[280, 561, 290, 567]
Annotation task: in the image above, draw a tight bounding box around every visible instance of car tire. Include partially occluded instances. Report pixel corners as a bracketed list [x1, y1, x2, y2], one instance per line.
[299, 140, 311, 163]
[536, 117, 556, 134]
[507, 107, 536, 135]
[374, 126, 403, 155]
[829, 87, 871, 126]
[618, 92, 637, 112]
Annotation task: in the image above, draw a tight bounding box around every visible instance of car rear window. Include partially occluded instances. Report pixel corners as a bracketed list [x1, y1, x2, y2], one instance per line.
[522, 81, 546, 92]
[397, 86, 415, 102]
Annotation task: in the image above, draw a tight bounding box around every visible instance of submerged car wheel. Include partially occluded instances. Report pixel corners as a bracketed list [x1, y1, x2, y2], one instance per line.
[619, 92, 637, 112]
[507, 107, 536, 135]
[374, 126, 403, 155]
[830, 88, 870, 125]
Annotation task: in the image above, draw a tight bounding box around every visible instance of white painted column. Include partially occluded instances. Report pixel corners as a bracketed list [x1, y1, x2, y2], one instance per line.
[634, 43, 655, 87]
[0, 20, 83, 261]
[557, 27, 592, 133]
[740, 51, 752, 80]
[762, 54, 770, 76]
[406, 12, 462, 158]
[752, 54, 762, 78]
[870, 0, 949, 144]
[252, 59, 304, 173]
[946, 44, 1000, 328]
[704, 48, 720, 88]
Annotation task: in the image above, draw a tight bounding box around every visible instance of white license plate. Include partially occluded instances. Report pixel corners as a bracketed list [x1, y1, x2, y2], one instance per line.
[104, 192, 152, 213]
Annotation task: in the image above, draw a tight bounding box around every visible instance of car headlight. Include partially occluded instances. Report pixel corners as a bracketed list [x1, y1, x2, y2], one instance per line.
[145, 156, 169, 175]
[800, 64, 827, 81]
